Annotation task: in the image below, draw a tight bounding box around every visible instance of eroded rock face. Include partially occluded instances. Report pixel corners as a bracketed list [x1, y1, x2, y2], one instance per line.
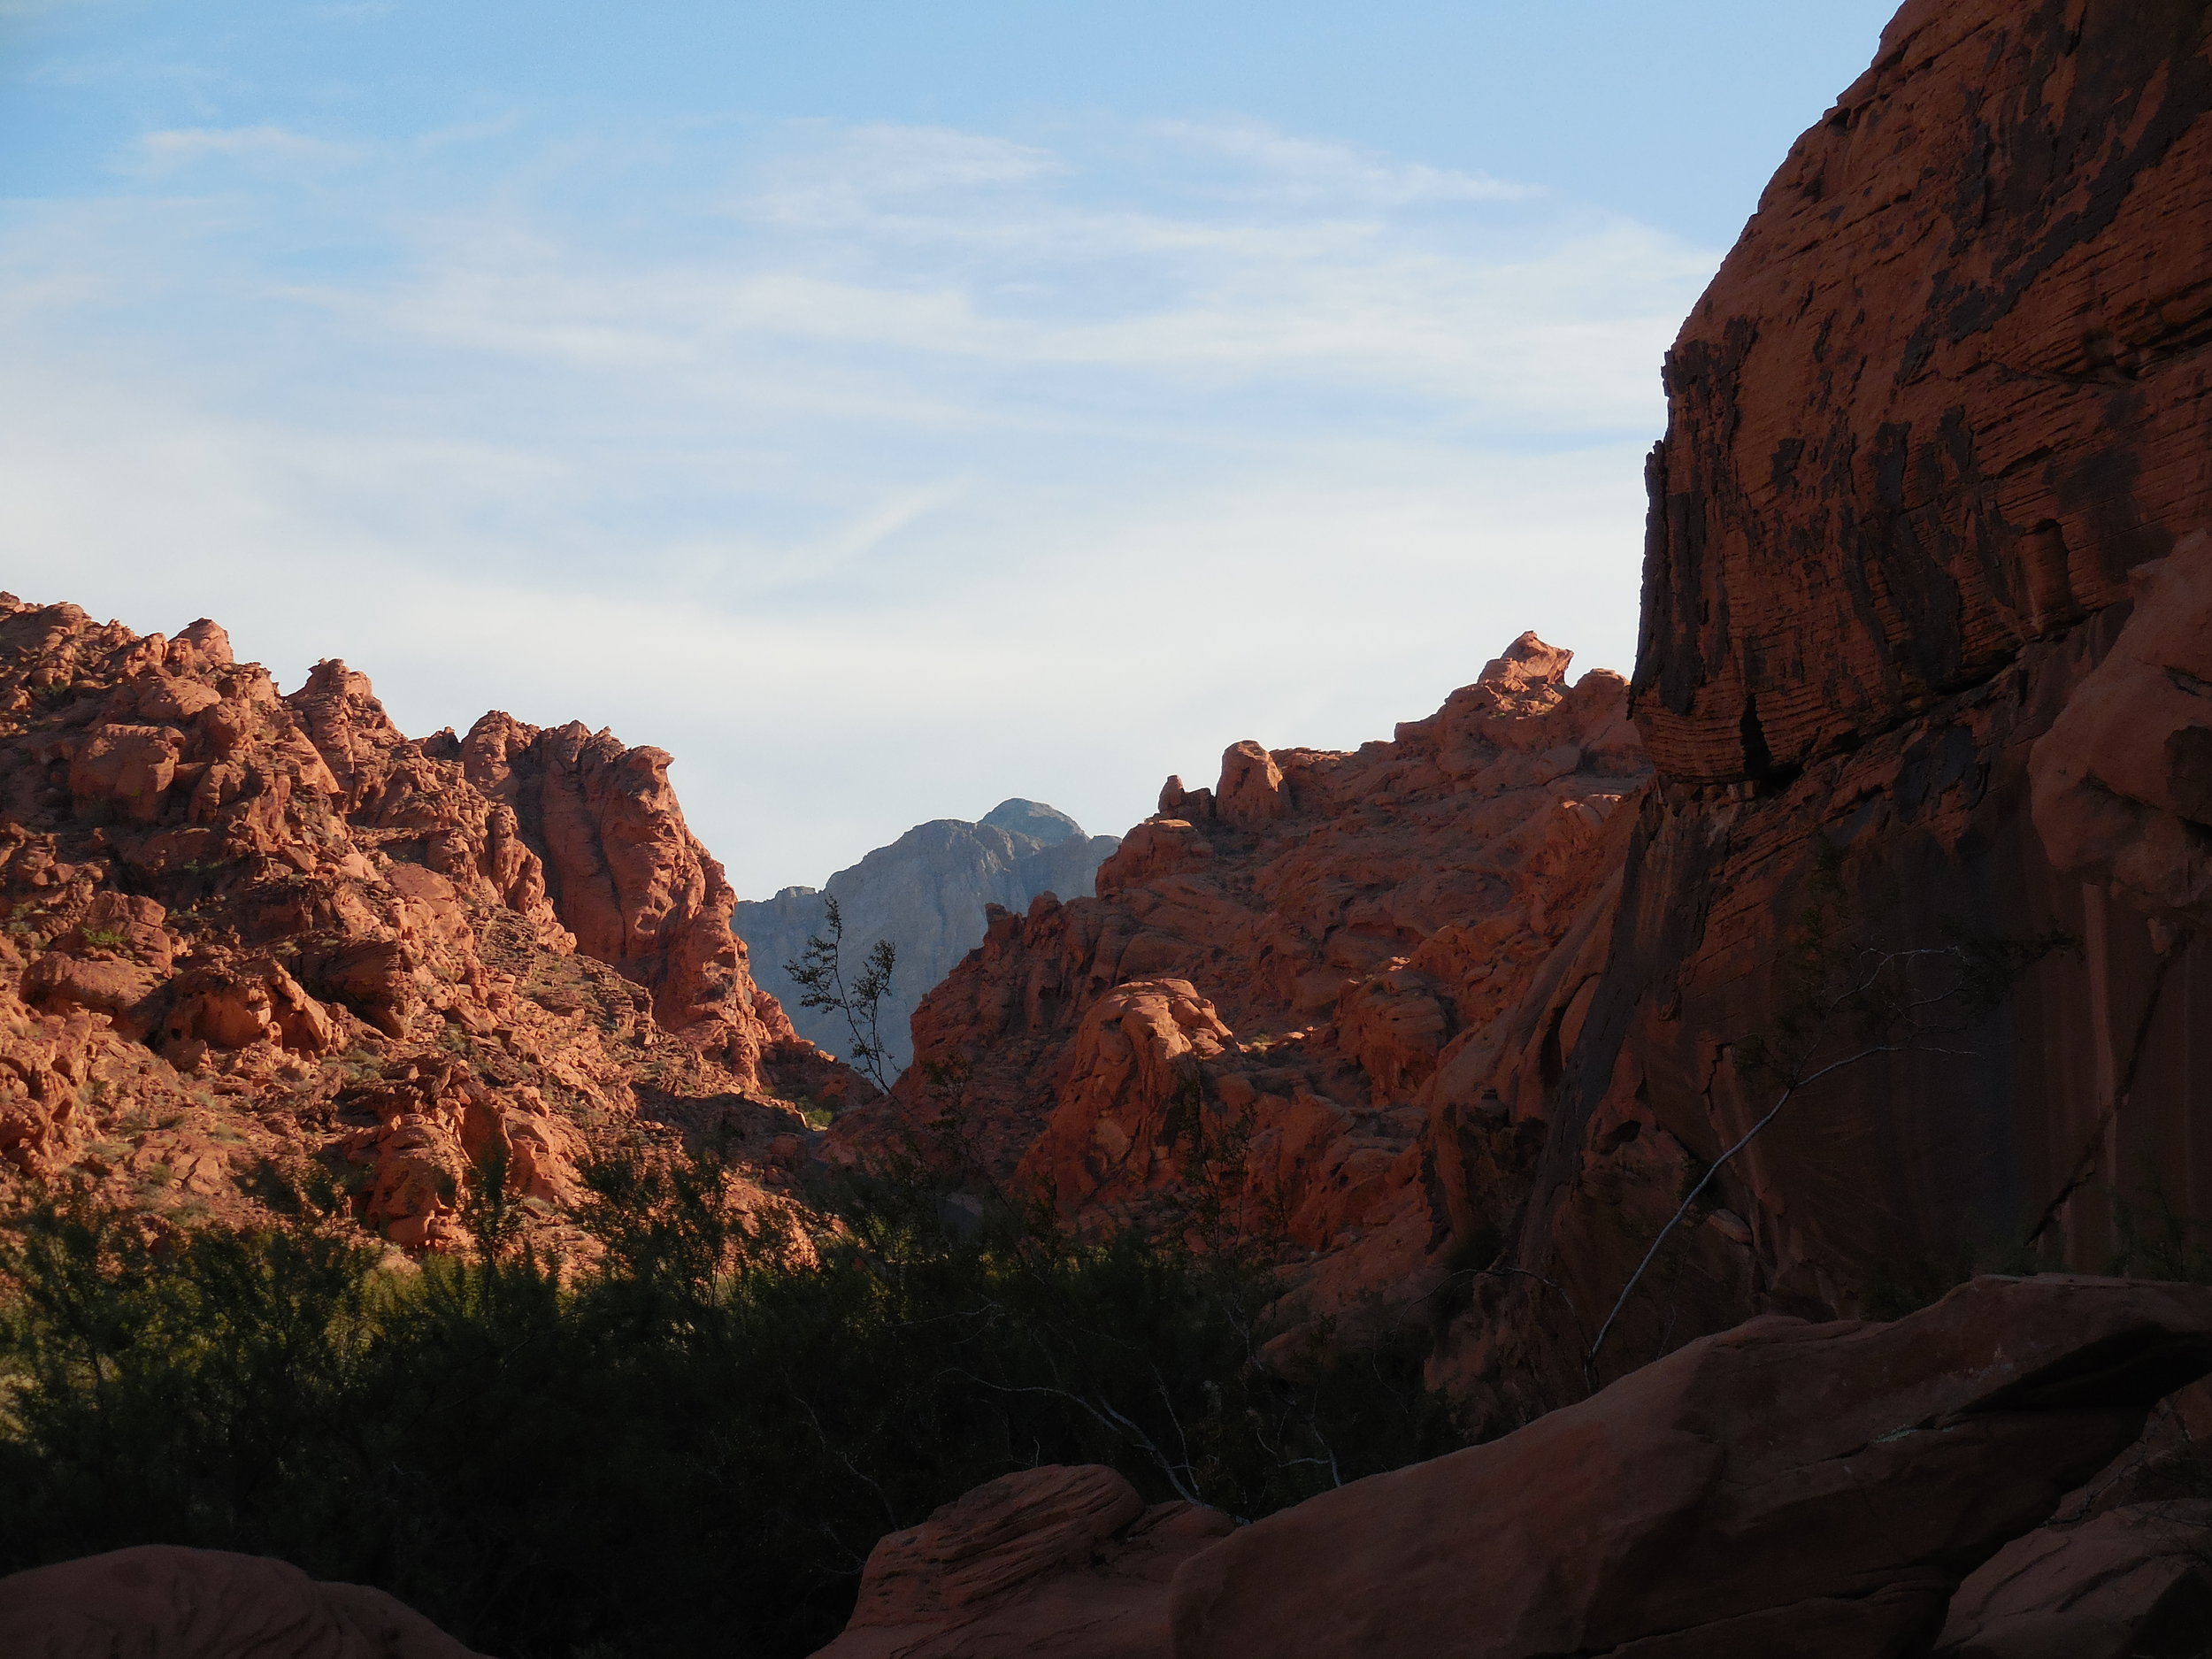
[1430, 0, 2212, 1414]
[0, 1544, 486, 1659]
[2031, 530, 2212, 928]
[1170, 1277, 2212, 1659]
[832, 634, 1648, 1333]
[0, 596, 848, 1245]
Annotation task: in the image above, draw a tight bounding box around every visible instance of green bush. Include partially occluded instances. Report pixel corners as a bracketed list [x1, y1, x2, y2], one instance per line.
[0, 1153, 1457, 1657]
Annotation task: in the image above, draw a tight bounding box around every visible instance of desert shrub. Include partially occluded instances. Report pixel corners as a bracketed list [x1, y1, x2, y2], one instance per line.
[0, 1154, 1456, 1658]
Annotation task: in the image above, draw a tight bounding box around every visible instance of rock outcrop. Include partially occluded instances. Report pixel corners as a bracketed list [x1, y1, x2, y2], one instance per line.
[810, 1277, 2212, 1659]
[1417, 0, 2212, 1414]
[0, 596, 849, 1246]
[830, 634, 1647, 1336]
[735, 801, 1118, 1075]
[0, 1544, 485, 1658]
[813, 1464, 1232, 1659]
[1170, 1277, 2212, 1659]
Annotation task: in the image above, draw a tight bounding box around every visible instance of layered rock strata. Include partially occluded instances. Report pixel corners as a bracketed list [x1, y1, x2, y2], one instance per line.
[0, 596, 847, 1246]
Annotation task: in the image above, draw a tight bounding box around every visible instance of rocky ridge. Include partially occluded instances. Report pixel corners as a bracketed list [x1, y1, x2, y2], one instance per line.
[833, 632, 1649, 1343]
[0, 595, 850, 1247]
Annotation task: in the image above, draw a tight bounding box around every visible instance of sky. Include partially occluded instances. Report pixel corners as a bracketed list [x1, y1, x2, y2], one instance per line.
[0, 0, 1900, 895]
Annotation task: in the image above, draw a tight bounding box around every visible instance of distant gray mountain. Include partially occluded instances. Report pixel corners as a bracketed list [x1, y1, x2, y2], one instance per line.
[734, 799, 1118, 1076]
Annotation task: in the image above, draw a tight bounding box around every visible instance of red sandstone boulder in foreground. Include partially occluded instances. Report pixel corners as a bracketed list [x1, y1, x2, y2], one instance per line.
[811, 1463, 1232, 1659]
[0, 1545, 484, 1659]
[1168, 1277, 2212, 1659]
[805, 1278, 2212, 1659]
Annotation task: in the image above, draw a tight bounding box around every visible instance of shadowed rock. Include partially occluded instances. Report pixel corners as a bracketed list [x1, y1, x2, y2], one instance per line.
[1169, 1278, 2212, 1659]
[0, 1545, 486, 1658]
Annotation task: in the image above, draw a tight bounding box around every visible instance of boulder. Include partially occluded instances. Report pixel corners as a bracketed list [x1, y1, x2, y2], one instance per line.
[0, 1544, 484, 1659]
[1935, 1503, 2212, 1659]
[1168, 1277, 2212, 1659]
[813, 1464, 1232, 1659]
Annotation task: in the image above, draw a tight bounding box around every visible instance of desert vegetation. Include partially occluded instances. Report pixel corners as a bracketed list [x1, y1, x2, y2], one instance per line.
[0, 1147, 1458, 1658]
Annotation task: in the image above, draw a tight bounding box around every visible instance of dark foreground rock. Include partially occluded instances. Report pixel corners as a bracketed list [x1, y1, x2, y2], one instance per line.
[1170, 1277, 2212, 1658]
[811, 1276, 2212, 1659]
[0, 1545, 485, 1659]
[811, 1463, 1231, 1659]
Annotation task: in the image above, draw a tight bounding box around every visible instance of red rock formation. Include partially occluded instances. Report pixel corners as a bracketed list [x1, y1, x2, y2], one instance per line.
[0, 1544, 485, 1658]
[812, 1464, 1231, 1659]
[1168, 1278, 2212, 1659]
[1938, 1504, 2212, 1659]
[0, 595, 849, 1246]
[1412, 0, 2212, 1414]
[833, 634, 1647, 1328]
[806, 1278, 2212, 1659]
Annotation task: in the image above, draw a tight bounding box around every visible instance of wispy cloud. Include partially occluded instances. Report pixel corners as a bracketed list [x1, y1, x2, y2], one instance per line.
[747, 124, 1066, 222]
[138, 124, 357, 171]
[1151, 119, 1535, 205]
[1, 111, 1714, 885]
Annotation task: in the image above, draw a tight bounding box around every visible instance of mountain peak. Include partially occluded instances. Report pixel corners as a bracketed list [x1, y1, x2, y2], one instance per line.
[980, 798, 1084, 847]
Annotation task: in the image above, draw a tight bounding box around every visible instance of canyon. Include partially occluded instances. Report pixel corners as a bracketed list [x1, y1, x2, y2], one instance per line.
[809, 0, 2212, 1649]
[831, 0, 2212, 1422]
[4, 0, 2212, 1655]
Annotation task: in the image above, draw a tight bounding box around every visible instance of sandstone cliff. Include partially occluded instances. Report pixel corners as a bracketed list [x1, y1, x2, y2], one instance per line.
[0, 596, 849, 1247]
[1421, 0, 2212, 1413]
[734, 801, 1118, 1075]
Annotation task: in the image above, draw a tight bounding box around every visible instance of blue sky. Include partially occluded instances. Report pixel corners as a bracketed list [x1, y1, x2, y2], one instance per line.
[2, 1, 1898, 892]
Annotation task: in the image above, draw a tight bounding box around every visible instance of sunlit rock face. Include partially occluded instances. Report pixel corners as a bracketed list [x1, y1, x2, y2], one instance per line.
[826, 631, 1651, 1356]
[0, 594, 849, 1248]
